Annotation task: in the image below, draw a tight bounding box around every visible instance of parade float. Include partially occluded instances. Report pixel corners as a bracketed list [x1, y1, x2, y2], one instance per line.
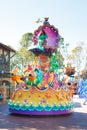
[8, 18, 74, 115]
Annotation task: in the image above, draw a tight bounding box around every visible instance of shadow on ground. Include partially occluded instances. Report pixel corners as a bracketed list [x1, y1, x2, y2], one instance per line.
[74, 102, 82, 108]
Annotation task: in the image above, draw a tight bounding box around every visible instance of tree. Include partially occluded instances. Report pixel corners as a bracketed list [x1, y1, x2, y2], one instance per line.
[20, 33, 33, 48]
[10, 51, 22, 71]
[10, 32, 35, 72]
[10, 49, 35, 72]
[56, 50, 64, 69]
[18, 48, 35, 70]
[58, 36, 70, 66]
[70, 45, 84, 77]
[81, 69, 87, 79]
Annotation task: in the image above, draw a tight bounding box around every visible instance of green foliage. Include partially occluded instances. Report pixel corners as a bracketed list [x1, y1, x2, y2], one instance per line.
[18, 47, 35, 62]
[69, 45, 84, 77]
[20, 33, 33, 48]
[71, 45, 83, 66]
[10, 32, 35, 72]
[81, 69, 87, 79]
[10, 49, 35, 72]
[10, 52, 22, 71]
[57, 51, 64, 69]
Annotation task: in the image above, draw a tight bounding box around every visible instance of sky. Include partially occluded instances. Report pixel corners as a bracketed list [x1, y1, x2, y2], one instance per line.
[0, 0, 87, 51]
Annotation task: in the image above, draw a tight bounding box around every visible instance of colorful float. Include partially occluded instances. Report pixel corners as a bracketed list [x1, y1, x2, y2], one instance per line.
[8, 18, 74, 115]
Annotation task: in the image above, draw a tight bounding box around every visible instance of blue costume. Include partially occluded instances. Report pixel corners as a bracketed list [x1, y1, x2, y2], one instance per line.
[79, 79, 87, 105]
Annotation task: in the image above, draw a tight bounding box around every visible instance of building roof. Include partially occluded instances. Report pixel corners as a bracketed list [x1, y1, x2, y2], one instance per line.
[0, 42, 16, 52]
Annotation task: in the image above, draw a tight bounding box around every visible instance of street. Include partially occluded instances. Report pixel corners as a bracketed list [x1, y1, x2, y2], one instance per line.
[0, 95, 87, 130]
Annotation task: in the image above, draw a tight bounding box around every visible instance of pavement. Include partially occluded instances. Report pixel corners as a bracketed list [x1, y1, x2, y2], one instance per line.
[0, 95, 87, 130]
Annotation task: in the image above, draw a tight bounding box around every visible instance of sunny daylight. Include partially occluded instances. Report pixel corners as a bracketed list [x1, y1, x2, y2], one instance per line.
[0, 0, 87, 130]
